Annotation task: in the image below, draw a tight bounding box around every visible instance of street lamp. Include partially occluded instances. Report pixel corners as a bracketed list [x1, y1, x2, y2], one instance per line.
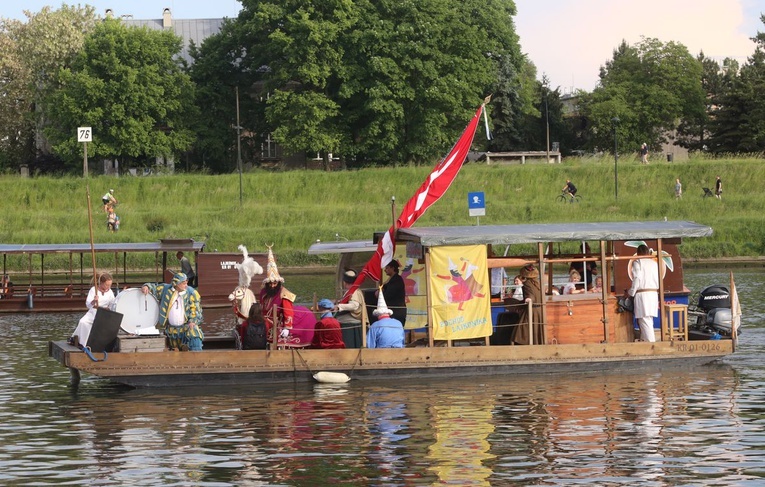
[235, 86, 243, 207]
[611, 117, 619, 200]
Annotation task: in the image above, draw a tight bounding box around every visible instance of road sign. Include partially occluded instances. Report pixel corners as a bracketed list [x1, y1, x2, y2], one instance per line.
[77, 127, 92, 143]
[468, 191, 485, 217]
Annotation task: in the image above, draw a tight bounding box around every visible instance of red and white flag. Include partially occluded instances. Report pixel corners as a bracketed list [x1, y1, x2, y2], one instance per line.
[342, 103, 486, 301]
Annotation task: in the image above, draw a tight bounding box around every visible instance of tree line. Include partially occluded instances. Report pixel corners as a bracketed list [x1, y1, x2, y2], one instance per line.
[0, 4, 763, 175]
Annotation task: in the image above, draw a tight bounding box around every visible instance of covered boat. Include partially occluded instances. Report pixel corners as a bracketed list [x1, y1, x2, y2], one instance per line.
[48, 220, 735, 388]
[1, 239, 267, 312]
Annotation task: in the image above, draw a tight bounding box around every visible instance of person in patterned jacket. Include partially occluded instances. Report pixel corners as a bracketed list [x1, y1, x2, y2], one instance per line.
[142, 272, 204, 351]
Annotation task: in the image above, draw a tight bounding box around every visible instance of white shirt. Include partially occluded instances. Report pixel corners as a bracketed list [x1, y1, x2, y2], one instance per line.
[168, 291, 187, 326]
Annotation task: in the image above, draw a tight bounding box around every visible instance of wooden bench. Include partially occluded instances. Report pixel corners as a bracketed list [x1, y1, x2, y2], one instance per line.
[484, 151, 561, 165]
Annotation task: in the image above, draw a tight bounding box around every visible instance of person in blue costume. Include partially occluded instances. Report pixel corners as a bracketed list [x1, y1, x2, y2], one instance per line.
[367, 288, 404, 348]
[142, 272, 204, 351]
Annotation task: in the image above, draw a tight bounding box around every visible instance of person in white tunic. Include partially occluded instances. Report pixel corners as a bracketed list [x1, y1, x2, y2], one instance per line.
[71, 272, 116, 347]
[627, 245, 660, 342]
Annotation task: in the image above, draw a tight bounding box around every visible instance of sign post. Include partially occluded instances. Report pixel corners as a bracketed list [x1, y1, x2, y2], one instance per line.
[77, 127, 92, 178]
[468, 191, 486, 225]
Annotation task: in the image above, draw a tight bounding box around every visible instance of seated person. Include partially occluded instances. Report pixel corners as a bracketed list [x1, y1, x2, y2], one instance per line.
[367, 292, 404, 349]
[240, 303, 268, 350]
[590, 276, 604, 293]
[510, 275, 524, 301]
[0, 274, 13, 299]
[311, 299, 346, 349]
[562, 270, 585, 295]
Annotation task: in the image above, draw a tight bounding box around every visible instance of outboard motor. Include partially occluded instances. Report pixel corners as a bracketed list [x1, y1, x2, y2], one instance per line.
[697, 285, 730, 311]
[690, 284, 737, 338]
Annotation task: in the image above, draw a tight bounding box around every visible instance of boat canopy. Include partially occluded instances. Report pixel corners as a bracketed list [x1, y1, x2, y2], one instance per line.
[396, 221, 713, 247]
[0, 239, 205, 255]
[307, 240, 377, 255]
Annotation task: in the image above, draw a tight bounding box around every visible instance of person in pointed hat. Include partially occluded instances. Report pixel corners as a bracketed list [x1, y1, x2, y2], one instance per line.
[367, 287, 404, 348]
[258, 245, 296, 342]
[141, 271, 204, 351]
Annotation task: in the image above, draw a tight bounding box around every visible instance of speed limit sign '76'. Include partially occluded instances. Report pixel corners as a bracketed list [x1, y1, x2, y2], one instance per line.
[77, 127, 92, 143]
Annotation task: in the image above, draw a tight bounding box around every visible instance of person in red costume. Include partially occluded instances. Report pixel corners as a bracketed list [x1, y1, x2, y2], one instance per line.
[258, 245, 295, 342]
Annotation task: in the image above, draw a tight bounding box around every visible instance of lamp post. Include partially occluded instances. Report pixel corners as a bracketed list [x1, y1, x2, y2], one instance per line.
[544, 81, 550, 163]
[235, 86, 243, 207]
[611, 117, 619, 200]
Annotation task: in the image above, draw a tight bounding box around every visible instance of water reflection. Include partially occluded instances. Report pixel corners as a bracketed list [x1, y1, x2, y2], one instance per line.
[0, 268, 764, 485]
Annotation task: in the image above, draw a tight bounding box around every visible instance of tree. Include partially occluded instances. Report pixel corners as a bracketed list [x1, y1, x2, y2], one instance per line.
[45, 19, 197, 172]
[584, 38, 705, 154]
[191, 0, 523, 169]
[707, 14, 765, 154]
[0, 6, 98, 171]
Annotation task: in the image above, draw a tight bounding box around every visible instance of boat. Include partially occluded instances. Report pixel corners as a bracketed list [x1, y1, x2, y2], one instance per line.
[1, 239, 267, 313]
[48, 220, 736, 388]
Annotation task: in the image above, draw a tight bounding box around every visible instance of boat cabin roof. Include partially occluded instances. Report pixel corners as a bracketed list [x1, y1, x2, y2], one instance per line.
[0, 239, 205, 255]
[396, 221, 712, 247]
[307, 240, 378, 255]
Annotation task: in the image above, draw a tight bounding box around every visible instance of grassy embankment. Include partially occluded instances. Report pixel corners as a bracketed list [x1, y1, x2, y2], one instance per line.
[1, 153, 763, 272]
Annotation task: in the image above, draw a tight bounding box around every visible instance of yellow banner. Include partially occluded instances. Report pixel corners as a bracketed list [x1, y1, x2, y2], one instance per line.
[429, 245, 492, 340]
[394, 248, 428, 330]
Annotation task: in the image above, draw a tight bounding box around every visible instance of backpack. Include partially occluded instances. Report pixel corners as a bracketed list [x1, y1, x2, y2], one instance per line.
[243, 321, 267, 350]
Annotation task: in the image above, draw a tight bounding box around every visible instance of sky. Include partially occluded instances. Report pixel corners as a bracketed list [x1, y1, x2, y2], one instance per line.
[515, 0, 764, 93]
[2, 1, 763, 93]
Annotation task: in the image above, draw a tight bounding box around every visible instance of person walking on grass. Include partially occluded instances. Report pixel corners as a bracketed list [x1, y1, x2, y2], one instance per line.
[715, 176, 722, 199]
[675, 178, 682, 199]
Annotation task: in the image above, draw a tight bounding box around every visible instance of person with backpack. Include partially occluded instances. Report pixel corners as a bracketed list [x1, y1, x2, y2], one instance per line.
[241, 303, 267, 350]
[311, 299, 345, 349]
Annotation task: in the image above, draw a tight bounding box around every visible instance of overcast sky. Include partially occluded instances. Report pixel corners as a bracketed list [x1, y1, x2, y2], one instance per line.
[515, 0, 764, 92]
[3, 1, 763, 94]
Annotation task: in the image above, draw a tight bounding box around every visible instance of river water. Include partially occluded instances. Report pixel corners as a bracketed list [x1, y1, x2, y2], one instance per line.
[0, 268, 763, 486]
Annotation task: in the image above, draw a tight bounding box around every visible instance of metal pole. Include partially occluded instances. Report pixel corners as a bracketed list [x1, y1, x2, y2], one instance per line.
[545, 88, 550, 163]
[83, 142, 88, 178]
[236, 86, 243, 206]
[611, 117, 619, 200]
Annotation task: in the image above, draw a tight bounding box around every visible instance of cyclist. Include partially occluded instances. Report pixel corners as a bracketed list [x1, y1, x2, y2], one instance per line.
[562, 179, 577, 202]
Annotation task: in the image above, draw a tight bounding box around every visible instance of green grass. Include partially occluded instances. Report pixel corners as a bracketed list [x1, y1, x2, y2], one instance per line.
[1, 153, 763, 271]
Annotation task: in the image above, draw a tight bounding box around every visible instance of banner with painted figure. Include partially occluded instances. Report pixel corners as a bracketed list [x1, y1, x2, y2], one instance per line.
[393, 247, 427, 330]
[429, 245, 492, 340]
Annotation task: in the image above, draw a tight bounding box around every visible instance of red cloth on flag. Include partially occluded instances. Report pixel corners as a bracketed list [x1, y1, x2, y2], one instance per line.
[341, 104, 485, 302]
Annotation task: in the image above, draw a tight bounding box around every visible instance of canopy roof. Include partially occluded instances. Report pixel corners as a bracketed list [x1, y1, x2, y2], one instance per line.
[396, 221, 712, 247]
[0, 239, 205, 255]
[307, 240, 378, 255]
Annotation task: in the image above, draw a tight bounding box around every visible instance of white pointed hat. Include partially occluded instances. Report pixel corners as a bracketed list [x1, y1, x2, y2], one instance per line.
[263, 245, 284, 283]
[373, 286, 393, 317]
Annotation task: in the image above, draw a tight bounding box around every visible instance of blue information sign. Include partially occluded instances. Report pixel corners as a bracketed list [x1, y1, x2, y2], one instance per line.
[468, 191, 485, 217]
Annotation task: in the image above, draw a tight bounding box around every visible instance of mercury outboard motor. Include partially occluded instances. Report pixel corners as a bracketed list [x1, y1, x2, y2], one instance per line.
[697, 285, 730, 311]
[690, 284, 737, 339]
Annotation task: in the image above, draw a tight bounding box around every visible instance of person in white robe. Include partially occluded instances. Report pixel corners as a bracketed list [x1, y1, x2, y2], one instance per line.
[71, 272, 116, 347]
[627, 245, 660, 342]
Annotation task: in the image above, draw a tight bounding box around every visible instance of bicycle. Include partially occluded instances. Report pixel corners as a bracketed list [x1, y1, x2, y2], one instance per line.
[556, 191, 581, 203]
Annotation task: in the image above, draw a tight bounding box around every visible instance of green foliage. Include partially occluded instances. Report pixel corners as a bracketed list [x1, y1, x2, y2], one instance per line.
[0, 6, 99, 170]
[192, 0, 524, 168]
[44, 19, 197, 171]
[586, 38, 705, 154]
[1, 156, 764, 271]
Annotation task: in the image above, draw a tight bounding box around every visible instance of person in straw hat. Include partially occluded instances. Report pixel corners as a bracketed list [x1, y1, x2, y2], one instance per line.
[142, 272, 204, 351]
[258, 245, 296, 342]
[311, 299, 346, 349]
[367, 287, 404, 348]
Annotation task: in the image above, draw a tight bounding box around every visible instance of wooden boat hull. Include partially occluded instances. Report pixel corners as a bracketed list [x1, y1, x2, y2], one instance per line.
[49, 339, 733, 388]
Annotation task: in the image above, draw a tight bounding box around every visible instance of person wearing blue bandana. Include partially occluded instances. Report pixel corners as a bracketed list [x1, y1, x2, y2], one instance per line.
[142, 272, 204, 351]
